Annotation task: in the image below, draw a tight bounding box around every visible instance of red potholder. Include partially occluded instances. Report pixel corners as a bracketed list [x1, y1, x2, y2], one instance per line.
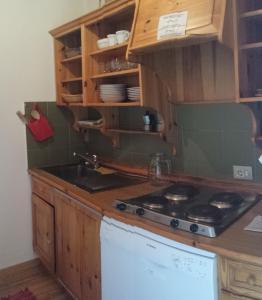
[27, 113, 54, 142]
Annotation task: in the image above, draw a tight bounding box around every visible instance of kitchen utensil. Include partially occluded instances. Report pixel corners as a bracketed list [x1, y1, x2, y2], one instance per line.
[16, 111, 28, 124]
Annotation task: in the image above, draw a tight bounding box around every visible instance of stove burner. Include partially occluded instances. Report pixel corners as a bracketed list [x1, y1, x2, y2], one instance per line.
[165, 184, 199, 203]
[187, 205, 223, 224]
[142, 196, 168, 209]
[209, 192, 243, 209]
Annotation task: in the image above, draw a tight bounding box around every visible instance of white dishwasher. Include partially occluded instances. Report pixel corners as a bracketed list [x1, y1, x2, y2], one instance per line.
[100, 216, 218, 300]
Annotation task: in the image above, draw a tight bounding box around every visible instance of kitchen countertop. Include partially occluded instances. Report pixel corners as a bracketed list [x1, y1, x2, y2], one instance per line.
[29, 167, 262, 265]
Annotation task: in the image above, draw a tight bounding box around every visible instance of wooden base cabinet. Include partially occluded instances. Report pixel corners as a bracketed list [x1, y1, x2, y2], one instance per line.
[54, 190, 101, 300]
[32, 194, 55, 273]
[31, 176, 101, 300]
[219, 256, 262, 300]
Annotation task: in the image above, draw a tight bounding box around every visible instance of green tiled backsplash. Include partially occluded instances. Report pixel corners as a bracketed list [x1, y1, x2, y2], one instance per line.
[26, 102, 262, 183]
[86, 104, 262, 183]
[25, 102, 88, 168]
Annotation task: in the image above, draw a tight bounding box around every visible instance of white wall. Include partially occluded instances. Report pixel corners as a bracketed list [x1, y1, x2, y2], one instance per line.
[0, 0, 99, 270]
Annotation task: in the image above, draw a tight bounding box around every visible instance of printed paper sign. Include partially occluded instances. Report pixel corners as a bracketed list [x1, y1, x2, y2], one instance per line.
[157, 11, 188, 40]
[244, 215, 262, 232]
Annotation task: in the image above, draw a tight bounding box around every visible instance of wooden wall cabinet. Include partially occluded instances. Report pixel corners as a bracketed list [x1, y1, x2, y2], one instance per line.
[53, 27, 84, 106]
[234, 0, 262, 103]
[128, 0, 227, 54]
[49, 0, 262, 151]
[51, 0, 143, 108]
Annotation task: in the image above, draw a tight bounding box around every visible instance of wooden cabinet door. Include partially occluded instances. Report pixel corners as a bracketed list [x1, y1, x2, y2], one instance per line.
[32, 194, 55, 273]
[54, 190, 101, 300]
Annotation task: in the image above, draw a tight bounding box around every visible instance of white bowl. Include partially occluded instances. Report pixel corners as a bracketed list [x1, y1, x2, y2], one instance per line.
[97, 38, 109, 49]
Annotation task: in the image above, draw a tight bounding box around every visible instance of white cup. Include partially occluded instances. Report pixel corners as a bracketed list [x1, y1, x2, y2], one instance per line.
[116, 30, 130, 44]
[107, 34, 117, 46]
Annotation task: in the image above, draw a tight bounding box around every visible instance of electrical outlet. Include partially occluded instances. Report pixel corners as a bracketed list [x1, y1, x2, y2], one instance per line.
[233, 165, 253, 180]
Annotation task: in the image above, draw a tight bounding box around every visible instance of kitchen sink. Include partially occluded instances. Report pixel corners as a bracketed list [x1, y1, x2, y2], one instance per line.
[41, 164, 145, 192]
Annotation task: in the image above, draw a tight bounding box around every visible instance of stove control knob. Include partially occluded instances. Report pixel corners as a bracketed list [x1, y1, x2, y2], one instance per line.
[170, 219, 179, 228]
[190, 224, 199, 233]
[116, 203, 127, 211]
[136, 208, 145, 216]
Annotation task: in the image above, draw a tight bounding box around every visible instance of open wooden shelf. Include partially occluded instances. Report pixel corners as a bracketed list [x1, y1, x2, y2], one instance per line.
[240, 97, 262, 103]
[86, 101, 141, 107]
[90, 43, 128, 56]
[106, 128, 163, 136]
[61, 55, 82, 63]
[61, 77, 82, 83]
[240, 42, 262, 50]
[76, 122, 103, 130]
[91, 68, 139, 79]
[240, 9, 262, 19]
[67, 102, 84, 106]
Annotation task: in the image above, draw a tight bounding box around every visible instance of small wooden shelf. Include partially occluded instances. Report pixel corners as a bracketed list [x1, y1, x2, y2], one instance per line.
[240, 97, 262, 103]
[67, 102, 84, 106]
[61, 77, 82, 83]
[240, 9, 262, 19]
[61, 55, 82, 63]
[106, 128, 163, 136]
[240, 42, 262, 50]
[90, 43, 128, 56]
[91, 68, 139, 79]
[86, 101, 141, 107]
[76, 122, 103, 130]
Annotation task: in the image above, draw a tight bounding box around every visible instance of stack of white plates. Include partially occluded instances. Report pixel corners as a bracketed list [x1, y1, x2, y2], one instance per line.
[99, 84, 126, 102]
[255, 88, 262, 97]
[127, 87, 140, 101]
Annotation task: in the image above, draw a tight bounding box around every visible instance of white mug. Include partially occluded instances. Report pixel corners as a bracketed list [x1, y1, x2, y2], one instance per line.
[107, 34, 117, 46]
[116, 30, 130, 44]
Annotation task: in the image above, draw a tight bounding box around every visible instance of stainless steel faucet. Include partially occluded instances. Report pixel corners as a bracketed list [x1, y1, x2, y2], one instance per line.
[73, 152, 99, 169]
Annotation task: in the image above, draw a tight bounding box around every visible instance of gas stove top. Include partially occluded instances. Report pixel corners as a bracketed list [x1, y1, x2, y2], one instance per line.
[113, 182, 260, 237]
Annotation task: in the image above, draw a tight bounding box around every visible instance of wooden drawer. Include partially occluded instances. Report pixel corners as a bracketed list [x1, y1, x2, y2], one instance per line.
[32, 177, 52, 204]
[219, 257, 262, 300]
[221, 290, 254, 300]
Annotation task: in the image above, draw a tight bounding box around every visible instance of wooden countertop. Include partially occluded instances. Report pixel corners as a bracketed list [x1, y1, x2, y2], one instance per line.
[29, 168, 262, 265]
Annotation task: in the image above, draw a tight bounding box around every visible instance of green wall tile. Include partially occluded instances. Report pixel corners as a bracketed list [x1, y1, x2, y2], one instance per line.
[25, 101, 262, 183]
[27, 148, 49, 168]
[47, 146, 69, 166]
